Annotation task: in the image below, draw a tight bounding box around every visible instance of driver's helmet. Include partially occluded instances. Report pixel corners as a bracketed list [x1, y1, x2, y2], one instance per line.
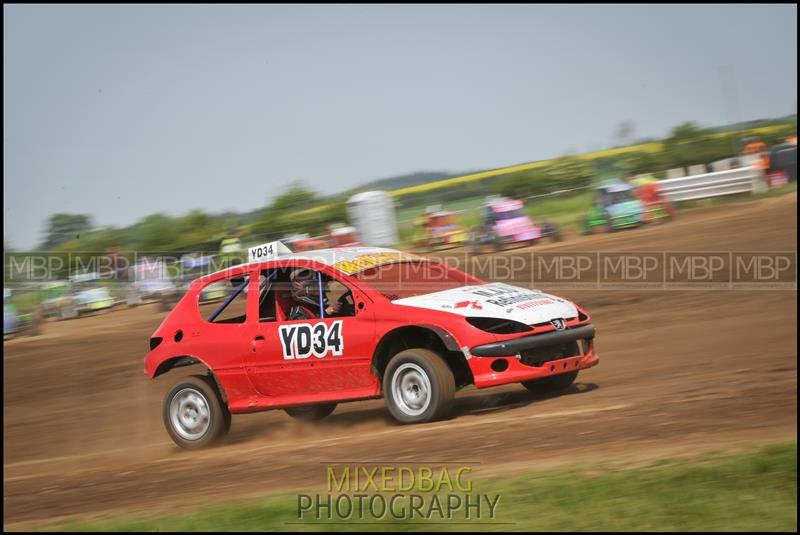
[290, 269, 328, 308]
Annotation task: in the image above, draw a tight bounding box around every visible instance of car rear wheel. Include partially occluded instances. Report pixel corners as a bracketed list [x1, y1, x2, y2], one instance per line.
[546, 222, 563, 242]
[285, 403, 337, 421]
[27, 310, 42, 336]
[467, 227, 484, 254]
[521, 370, 578, 394]
[383, 348, 455, 424]
[163, 375, 230, 449]
[60, 305, 77, 320]
[491, 232, 503, 253]
[158, 295, 172, 312]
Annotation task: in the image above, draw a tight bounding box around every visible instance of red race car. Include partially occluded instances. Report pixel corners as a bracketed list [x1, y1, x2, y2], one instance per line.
[145, 242, 599, 449]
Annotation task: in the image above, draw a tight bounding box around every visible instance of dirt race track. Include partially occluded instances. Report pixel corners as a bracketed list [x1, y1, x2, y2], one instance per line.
[4, 194, 798, 528]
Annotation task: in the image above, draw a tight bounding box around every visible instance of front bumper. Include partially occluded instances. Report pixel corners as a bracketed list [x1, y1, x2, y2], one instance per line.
[471, 324, 595, 356]
[430, 231, 467, 245]
[642, 204, 670, 222]
[468, 324, 599, 388]
[80, 299, 115, 312]
[499, 230, 540, 243]
[445, 231, 467, 244]
[610, 214, 641, 228]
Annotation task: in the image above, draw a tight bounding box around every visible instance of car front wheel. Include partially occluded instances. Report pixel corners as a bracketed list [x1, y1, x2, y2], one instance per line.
[383, 348, 455, 424]
[163, 375, 230, 449]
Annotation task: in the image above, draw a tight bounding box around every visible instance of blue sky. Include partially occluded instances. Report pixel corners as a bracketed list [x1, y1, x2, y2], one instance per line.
[4, 4, 797, 249]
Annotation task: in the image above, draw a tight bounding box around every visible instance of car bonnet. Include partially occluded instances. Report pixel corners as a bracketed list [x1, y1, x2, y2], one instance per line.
[393, 282, 577, 325]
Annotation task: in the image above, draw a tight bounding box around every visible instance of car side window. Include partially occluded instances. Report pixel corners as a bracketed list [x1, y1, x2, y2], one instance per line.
[274, 267, 356, 321]
[326, 277, 356, 318]
[200, 275, 249, 324]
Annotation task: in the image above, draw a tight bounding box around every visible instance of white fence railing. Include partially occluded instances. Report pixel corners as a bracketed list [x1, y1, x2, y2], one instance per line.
[658, 166, 761, 203]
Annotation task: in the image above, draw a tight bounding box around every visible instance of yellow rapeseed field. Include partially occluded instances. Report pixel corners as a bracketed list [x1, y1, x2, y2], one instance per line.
[295, 124, 792, 216]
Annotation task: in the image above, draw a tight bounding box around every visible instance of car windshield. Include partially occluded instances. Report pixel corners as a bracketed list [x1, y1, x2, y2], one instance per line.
[604, 190, 635, 204]
[492, 208, 525, 220]
[351, 261, 481, 300]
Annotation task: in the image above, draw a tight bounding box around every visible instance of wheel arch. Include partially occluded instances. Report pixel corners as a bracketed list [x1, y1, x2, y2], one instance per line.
[371, 325, 473, 388]
[151, 354, 229, 404]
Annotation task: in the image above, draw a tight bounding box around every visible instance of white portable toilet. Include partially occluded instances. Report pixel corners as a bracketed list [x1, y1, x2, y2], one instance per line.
[346, 191, 398, 247]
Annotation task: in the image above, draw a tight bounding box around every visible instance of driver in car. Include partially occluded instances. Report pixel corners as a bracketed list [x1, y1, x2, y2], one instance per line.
[288, 268, 354, 320]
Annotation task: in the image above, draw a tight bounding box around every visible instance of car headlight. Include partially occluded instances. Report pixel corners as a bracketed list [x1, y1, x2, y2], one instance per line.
[466, 317, 533, 334]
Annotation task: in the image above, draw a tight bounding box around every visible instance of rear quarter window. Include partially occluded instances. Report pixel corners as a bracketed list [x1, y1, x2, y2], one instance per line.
[199, 276, 250, 324]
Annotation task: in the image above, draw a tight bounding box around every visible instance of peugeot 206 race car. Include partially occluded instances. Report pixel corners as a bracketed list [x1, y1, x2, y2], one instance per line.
[145, 242, 598, 449]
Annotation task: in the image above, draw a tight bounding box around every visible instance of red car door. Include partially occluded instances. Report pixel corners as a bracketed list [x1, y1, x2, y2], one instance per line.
[245, 265, 379, 403]
[190, 266, 260, 403]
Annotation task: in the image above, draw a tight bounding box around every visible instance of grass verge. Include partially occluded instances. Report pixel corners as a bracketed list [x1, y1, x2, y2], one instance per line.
[45, 441, 797, 532]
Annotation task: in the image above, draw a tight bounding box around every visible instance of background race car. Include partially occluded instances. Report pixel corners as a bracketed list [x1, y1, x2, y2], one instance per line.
[39, 280, 78, 320]
[469, 197, 561, 252]
[631, 175, 676, 224]
[327, 225, 361, 248]
[180, 255, 227, 303]
[581, 181, 645, 234]
[282, 233, 328, 252]
[4, 288, 41, 337]
[127, 260, 179, 311]
[73, 287, 115, 316]
[413, 207, 468, 251]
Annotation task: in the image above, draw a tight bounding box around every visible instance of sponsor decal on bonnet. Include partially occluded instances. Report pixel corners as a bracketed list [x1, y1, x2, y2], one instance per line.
[467, 284, 551, 309]
[394, 282, 577, 325]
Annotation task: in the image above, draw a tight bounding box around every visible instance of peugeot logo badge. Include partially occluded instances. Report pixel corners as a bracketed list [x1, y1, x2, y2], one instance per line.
[551, 318, 566, 330]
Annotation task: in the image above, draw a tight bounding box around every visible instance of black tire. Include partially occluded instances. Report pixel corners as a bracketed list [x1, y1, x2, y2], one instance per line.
[285, 403, 337, 421]
[222, 409, 232, 435]
[383, 348, 455, 424]
[580, 218, 592, 236]
[163, 375, 231, 449]
[522, 371, 578, 394]
[547, 223, 563, 242]
[27, 317, 41, 337]
[491, 231, 503, 253]
[127, 291, 141, 308]
[467, 227, 482, 254]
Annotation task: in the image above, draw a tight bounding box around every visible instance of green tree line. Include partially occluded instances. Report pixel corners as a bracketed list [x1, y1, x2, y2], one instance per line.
[20, 121, 795, 255]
